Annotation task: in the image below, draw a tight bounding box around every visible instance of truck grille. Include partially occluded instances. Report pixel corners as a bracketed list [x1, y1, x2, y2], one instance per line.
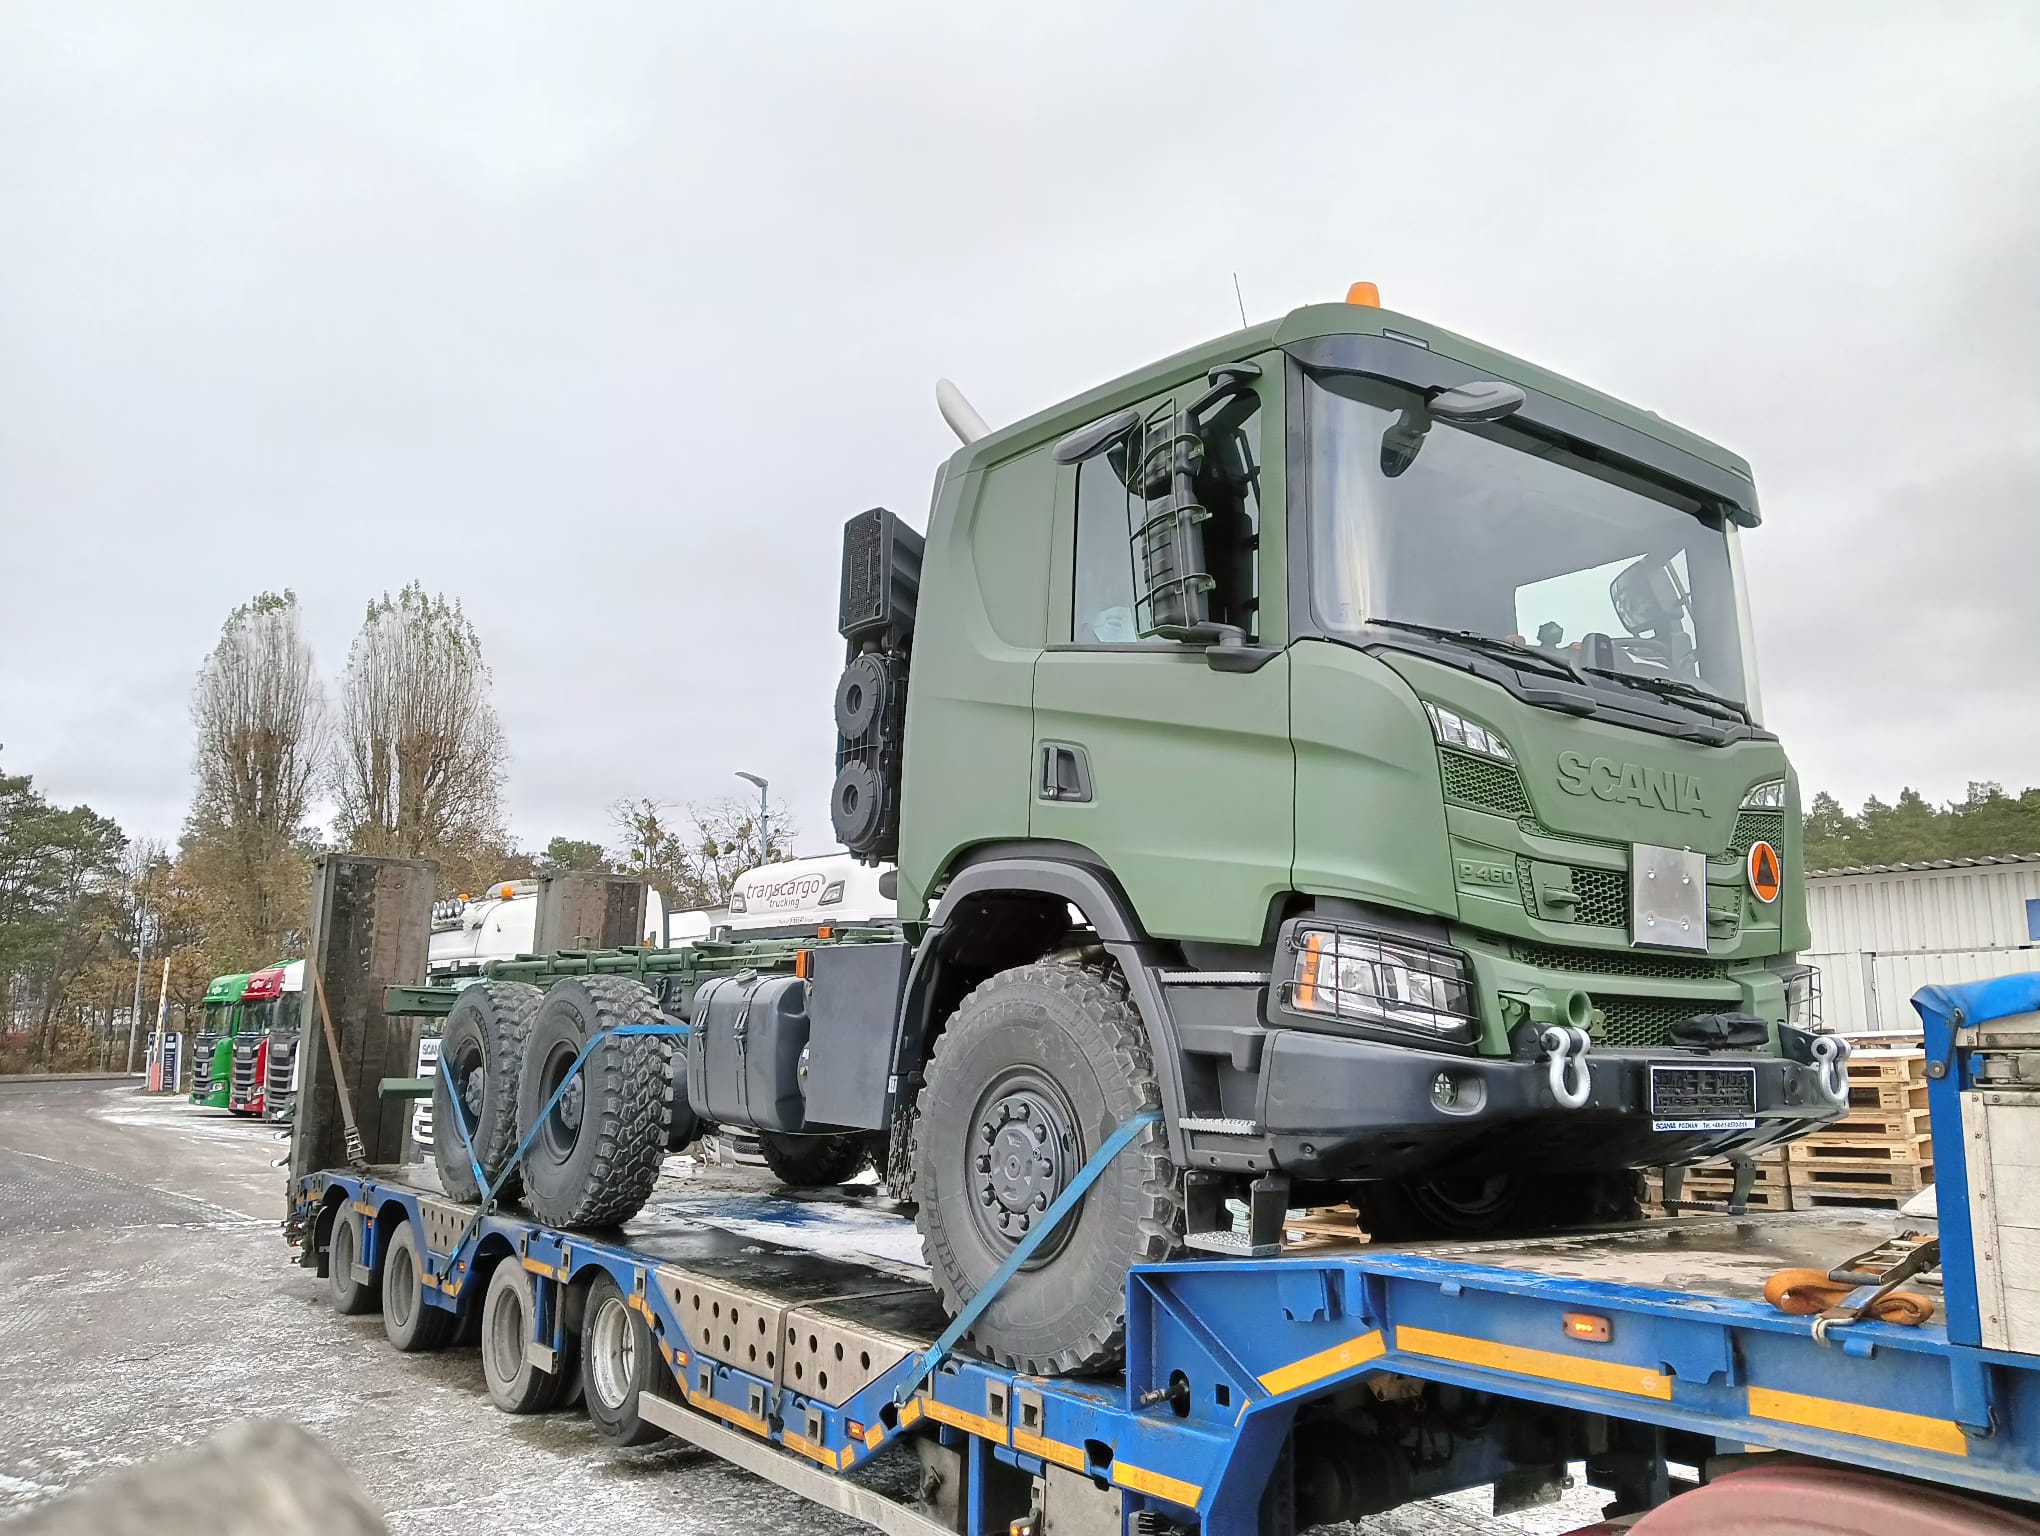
[1509, 941, 1728, 981]
[191, 1035, 218, 1093]
[1440, 750, 1530, 816]
[1596, 997, 1708, 1048]
[1730, 809, 1783, 858]
[265, 1039, 296, 1100]
[230, 1042, 260, 1105]
[1569, 868, 1628, 927]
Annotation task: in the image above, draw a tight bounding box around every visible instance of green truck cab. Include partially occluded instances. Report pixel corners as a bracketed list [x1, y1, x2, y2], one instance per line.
[190, 971, 251, 1109]
[835, 291, 1836, 1254]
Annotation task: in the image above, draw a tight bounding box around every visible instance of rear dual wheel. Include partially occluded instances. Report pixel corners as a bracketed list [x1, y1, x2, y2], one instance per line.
[326, 1207, 377, 1315]
[517, 978, 674, 1230]
[432, 981, 543, 1203]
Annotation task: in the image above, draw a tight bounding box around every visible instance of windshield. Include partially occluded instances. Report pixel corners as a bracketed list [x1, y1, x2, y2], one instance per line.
[1306, 374, 1756, 716]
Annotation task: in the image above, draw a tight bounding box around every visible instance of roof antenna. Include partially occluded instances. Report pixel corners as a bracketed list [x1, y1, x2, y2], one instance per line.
[936, 378, 990, 445]
[1231, 272, 1248, 329]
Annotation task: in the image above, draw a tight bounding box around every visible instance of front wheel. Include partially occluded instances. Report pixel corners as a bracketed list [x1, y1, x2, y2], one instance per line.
[914, 957, 1182, 1376]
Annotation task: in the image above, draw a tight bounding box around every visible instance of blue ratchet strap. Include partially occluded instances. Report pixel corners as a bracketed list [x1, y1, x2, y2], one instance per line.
[432, 1021, 690, 1285]
[896, 1106, 1161, 1404]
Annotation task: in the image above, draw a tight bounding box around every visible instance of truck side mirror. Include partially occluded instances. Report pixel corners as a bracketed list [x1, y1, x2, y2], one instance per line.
[1130, 362, 1261, 642]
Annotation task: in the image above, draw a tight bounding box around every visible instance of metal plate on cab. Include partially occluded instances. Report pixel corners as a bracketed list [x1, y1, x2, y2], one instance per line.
[1631, 843, 1708, 951]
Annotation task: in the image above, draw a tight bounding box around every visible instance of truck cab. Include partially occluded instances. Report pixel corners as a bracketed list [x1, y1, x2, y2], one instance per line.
[721, 853, 897, 941]
[190, 972, 249, 1110]
[819, 291, 1842, 1358]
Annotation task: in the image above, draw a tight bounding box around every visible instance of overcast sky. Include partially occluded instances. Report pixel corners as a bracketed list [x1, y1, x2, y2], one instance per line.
[3, 4, 2036, 858]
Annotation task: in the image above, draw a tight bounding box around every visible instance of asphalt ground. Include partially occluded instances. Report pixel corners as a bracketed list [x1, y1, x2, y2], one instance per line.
[0, 1078, 1612, 1533]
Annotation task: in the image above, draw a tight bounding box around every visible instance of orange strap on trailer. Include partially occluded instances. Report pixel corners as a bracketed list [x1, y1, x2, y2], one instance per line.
[1763, 1268, 1936, 1327]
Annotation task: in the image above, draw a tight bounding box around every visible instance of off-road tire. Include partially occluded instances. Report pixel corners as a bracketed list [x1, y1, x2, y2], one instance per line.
[517, 977, 672, 1230]
[433, 981, 543, 1204]
[580, 1271, 675, 1447]
[326, 1207, 377, 1315]
[758, 1131, 872, 1187]
[481, 1259, 569, 1414]
[914, 957, 1182, 1375]
[381, 1219, 455, 1352]
[1356, 1168, 1643, 1242]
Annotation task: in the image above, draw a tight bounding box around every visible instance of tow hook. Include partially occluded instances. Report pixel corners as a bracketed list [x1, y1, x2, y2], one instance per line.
[1540, 1025, 1594, 1110]
[1810, 1033, 1852, 1106]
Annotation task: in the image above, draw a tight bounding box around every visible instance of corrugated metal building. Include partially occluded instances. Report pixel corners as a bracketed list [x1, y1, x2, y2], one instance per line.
[1806, 854, 2040, 1033]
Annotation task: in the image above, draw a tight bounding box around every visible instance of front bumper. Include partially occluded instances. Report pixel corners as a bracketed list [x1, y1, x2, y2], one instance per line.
[1257, 1027, 1839, 1180]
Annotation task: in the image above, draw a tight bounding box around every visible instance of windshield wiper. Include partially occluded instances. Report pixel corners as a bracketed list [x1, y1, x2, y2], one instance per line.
[1368, 620, 1587, 684]
[1582, 666, 1751, 725]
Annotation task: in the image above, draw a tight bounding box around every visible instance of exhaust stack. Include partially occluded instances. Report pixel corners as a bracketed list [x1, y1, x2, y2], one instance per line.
[936, 378, 990, 445]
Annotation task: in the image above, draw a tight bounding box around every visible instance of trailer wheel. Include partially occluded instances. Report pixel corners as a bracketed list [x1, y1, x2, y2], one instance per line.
[517, 978, 672, 1230]
[433, 981, 543, 1204]
[914, 957, 1182, 1375]
[481, 1260, 568, 1413]
[758, 1132, 871, 1187]
[326, 1209, 378, 1316]
[580, 1272, 673, 1447]
[381, 1219, 455, 1352]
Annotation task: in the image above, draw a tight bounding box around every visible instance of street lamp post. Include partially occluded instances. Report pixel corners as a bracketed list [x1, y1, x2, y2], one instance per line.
[125, 908, 148, 1074]
[735, 771, 770, 863]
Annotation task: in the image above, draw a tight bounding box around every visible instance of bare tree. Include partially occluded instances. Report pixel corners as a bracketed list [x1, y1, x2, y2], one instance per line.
[681, 795, 797, 907]
[333, 583, 507, 881]
[184, 592, 324, 960]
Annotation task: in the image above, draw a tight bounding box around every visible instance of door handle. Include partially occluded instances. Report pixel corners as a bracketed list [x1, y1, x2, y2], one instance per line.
[1037, 743, 1093, 804]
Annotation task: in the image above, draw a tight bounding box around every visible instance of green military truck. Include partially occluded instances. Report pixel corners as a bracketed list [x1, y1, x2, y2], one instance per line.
[190, 971, 250, 1109]
[412, 288, 1844, 1378]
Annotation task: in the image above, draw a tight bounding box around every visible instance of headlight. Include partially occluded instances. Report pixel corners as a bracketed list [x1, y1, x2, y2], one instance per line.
[819, 880, 845, 905]
[1741, 779, 1786, 810]
[728, 893, 747, 913]
[1777, 962, 1823, 1030]
[1423, 702, 1511, 761]
[1287, 926, 1477, 1042]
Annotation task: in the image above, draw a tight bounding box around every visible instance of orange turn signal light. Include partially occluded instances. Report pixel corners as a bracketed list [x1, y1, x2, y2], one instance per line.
[1345, 281, 1381, 307]
[1563, 1312, 1612, 1343]
[795, 949, 811, 979]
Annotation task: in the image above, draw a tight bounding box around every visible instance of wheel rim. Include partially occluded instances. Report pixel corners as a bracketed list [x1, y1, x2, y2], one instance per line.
[389, 1244, 415, 1327]
[332, 1218, 354, 1283]
[487, 1283, 525, 1385]
[590, 1294, 635, 1410]
[452, 1041, 487, 1145]
[539, 1039, 586, 1161]
[966, 1069, 1083, 1266]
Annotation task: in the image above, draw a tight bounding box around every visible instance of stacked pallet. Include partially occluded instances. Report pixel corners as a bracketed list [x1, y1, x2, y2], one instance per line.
[1788, 1038, 1934, 1208]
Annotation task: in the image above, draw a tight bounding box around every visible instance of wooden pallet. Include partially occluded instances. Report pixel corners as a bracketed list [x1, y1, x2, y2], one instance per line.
[1829, 1104, 1933, 1138]
[1281, 1207, 1369, 1252]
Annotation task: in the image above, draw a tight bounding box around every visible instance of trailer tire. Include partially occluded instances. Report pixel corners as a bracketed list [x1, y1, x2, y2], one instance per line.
[517, 978, 672, 1230]
[381, 1219, 455, 1353]
[326, 1209, 378, 1316]
[433, 981, 543, 1205]
[914, 956, 1182, 1376]
[757, 1131, 871, 1187]
[580, 1271, 673, 1447]
[481, 1260, 567, 1414]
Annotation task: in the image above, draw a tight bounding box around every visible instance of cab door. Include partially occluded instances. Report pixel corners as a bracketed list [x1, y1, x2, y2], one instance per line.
[1029, 361, 1292, 947]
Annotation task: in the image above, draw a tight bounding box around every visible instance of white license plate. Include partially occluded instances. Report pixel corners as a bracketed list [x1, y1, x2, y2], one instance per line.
[1653, 1117, 1756, 1132]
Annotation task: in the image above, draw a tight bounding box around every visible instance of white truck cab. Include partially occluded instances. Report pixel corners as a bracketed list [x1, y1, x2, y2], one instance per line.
[718, 852, 896, 940]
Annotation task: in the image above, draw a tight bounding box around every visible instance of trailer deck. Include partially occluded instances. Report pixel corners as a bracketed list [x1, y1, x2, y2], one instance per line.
[298, 973, 2040, 1534]
[308, 1158, 2037, 1532]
